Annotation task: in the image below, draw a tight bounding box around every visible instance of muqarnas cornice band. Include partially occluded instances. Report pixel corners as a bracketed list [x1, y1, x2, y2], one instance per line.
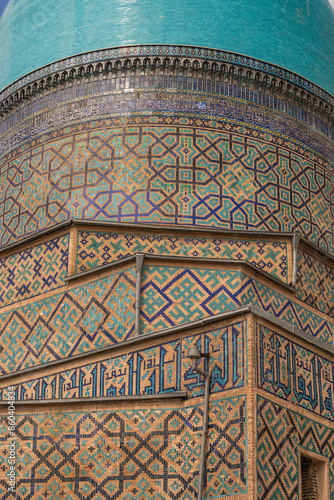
[0, 45, 333, 126]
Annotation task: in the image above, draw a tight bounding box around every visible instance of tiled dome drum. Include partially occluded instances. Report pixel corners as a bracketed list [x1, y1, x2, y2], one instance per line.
[0, 0, 333, 252]
[1, 3, 334, 500]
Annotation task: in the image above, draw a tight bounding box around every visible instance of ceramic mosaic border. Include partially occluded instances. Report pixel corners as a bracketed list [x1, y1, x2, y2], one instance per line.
[1, 44, 332, 104]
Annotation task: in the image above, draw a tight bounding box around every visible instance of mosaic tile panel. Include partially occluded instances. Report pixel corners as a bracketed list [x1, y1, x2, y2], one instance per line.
[257, 325, 334, 422]
[0, 234, 69, 309]
[296, 249, 334, 318]
[140, 266, 333, 344]
[239, 273, 334, 345]
[77, 230, 288, 281]
[1, 81, 333, 163]
[1, 322, 245, 401]
[0, 268, 135, 375]
[141, 267, 243, 332]
[0, 116, 333, 255]
[0, 396, 247, 499]
[257, 397, 334, 499]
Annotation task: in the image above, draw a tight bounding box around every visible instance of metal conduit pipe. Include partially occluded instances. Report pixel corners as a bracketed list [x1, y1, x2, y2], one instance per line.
[188, 347, 211, 500]
[134, 253, 144, 336]
[291, 233, 301, 287]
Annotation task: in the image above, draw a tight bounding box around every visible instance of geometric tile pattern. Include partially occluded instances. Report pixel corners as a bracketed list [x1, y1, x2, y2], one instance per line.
[3, 322, 245, 401]
[239, 273, 334, 345]
[2, 258, 332, 377]
[257, 397, 334, 499]
[0, 268, 135, 375]
[77, 230, 288, 281]
[296, 249, 334, 318]
[257, 325, 334, 422]
[0, 116, 333, 254]
[2, 77, 332, 165]
[141, 267, 242, 333]
[0, 234, 69, 308]
[141, 266, 334, 344]
[0, 397, 247, 499]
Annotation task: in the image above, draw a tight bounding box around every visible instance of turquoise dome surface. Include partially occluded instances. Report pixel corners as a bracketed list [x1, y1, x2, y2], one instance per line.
[0, 0, 334, 94]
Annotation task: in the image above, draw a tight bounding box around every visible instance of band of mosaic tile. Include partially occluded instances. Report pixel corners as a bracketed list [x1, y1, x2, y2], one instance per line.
[257, 324, 334, 422]
[0, 322, 245, 401]
[77, 230, 288, 282]
[257, 396, 334, 499]
[2, 84, 333, 161]
[0, 396, 247, 499]
[0, 116, 333, 255]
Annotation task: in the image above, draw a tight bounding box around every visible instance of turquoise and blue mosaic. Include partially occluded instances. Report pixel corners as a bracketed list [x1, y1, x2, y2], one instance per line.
[0, 116, 333, 256]
[2, 85, 333, 161]
[257, 325, 334, 422]
[239, 273, 333, 344]
[0, 396, 247, 499]
[0, 234, 69, 308]
[141, 266, 333, 345]
[77, 230, 288, 282]
[257, 396, 334, 499]
[1, 261, 331, 377]
[0, 322, 245, 401]
[296, 248, 334, 318]
[0, 268, 135, 375]
[1, 44, 331, 103]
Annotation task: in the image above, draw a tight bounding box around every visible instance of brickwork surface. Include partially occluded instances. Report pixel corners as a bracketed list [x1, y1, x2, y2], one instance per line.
[0, 268, 135, 375]
[0, 397, 247, 499]
[77, 230, 288, 282]
[1, 322, 245, 401]
[257, 396, 334, 499]
[2, 81, 333, 162]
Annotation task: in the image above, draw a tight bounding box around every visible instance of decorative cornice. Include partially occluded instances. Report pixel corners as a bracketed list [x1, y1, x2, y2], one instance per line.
[0, 45, 333, 118]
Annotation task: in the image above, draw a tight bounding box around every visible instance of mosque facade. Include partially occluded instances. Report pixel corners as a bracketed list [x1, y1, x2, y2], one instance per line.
[0, 0, 334, 498]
